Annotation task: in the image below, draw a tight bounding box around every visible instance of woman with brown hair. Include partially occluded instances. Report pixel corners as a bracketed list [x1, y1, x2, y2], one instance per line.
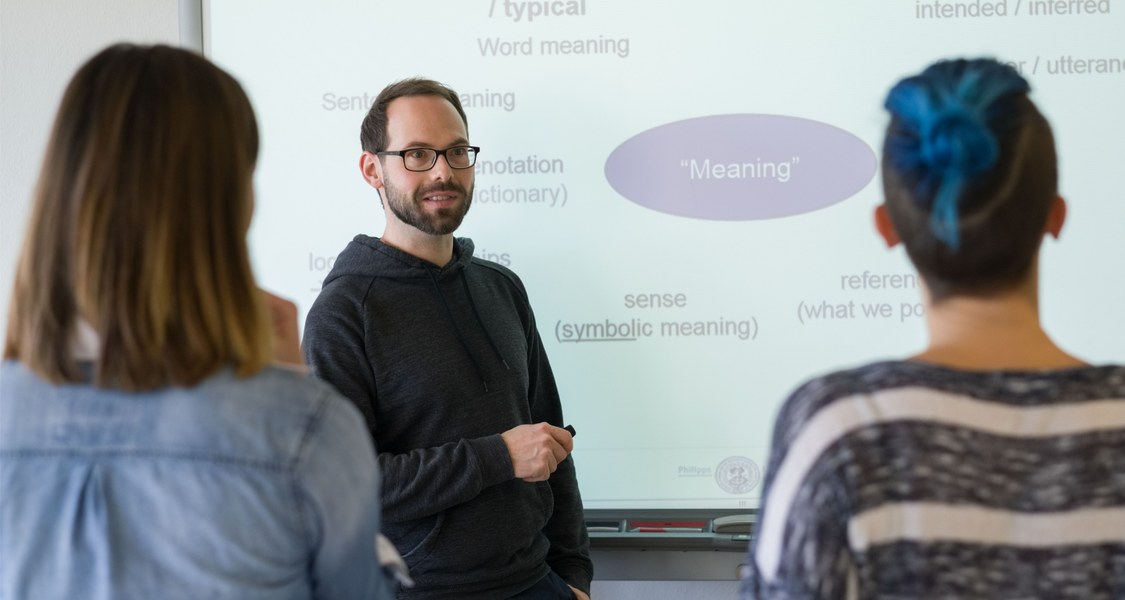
[1, 44, 390, 599]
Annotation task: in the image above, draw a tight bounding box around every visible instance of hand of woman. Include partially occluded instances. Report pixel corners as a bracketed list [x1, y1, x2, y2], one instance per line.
[262, 290, 304, 367]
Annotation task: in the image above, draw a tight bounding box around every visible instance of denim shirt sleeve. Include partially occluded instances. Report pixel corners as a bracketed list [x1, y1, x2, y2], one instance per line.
[293, 391, 394, 600]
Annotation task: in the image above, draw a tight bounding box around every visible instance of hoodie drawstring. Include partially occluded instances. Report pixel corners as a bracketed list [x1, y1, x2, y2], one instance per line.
[426, 268, 507, 392]
[459, 273, 511, 372]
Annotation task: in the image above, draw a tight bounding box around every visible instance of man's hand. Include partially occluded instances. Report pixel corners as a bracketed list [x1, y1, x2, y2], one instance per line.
[569, 585, 590, 600]
[501, 423, 574, 482]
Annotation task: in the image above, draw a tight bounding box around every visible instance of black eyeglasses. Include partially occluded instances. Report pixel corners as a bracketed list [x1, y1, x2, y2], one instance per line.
[375, 146, 481, 172]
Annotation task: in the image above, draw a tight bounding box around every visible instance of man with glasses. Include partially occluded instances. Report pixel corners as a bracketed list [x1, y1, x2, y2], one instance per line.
[303, 78, 592, 600]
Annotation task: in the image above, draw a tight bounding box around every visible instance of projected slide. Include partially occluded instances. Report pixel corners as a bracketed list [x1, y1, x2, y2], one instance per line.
[207, 0, 1125, 511]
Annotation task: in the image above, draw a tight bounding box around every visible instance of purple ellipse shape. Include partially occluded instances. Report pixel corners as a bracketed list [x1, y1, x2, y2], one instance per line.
[604, 114, 877, 220]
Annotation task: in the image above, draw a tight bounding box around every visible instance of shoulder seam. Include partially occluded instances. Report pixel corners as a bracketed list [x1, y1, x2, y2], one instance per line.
[469, 258, 529, 303]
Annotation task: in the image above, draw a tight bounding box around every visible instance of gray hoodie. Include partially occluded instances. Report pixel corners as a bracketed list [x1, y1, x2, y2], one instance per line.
[303, 235, 591, 599]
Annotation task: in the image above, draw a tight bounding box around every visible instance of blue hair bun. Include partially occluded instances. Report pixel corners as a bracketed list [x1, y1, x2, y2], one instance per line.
[884, 59, 1030, 248]
[920, 107, 997, 178]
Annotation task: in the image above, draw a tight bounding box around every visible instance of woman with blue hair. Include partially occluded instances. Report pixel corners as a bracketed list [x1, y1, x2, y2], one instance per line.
[742, 58, 1125, 599]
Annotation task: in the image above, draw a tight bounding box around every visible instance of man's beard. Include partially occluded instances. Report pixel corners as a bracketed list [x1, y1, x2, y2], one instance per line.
[383, 177, 473, 236]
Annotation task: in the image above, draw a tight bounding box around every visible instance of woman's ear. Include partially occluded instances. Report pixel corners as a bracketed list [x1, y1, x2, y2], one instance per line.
[874, 204, 901, 248]
[1045, 195, 1066, 239]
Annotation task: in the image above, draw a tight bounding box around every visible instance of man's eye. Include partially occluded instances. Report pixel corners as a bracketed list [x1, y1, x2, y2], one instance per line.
[449, 147, 467, 157]
[406, 149, 430, 160]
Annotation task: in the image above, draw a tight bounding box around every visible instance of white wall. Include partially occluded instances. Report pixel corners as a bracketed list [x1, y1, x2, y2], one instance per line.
[0, 0, 183, 343]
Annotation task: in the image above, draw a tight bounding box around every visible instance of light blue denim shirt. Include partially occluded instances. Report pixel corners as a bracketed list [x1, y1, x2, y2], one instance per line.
[0, 360, 392, 600]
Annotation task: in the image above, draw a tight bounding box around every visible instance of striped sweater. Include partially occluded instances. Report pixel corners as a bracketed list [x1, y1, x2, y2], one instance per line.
[742, 361, 1125, 600]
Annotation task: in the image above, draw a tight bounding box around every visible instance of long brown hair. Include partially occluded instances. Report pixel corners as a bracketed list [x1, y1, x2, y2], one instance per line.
[4, 43, 272, 390]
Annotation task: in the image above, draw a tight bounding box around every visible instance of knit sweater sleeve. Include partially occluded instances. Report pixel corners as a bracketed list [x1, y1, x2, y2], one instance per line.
[741, 380, 854, 600]
[521, 294, 594, 594]
[303, 281, 378, 432]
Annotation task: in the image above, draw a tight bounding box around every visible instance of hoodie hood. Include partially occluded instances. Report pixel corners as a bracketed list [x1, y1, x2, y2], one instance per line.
[323, 234, 476, 285]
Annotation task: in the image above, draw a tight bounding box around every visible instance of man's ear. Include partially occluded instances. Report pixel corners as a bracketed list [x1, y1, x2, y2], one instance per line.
[1044, 195, 1066, 239]
[874, 204, 901, 248]
[359, 152, 385, 191]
